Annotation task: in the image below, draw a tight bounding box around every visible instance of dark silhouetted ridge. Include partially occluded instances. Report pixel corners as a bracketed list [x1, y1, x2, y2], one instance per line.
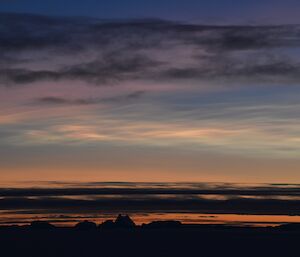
[98, 214, 136, 229]
[115, 214, 136, 228]
[277, 223, 300, 231]
[99, 219, 115, 229]
[74, 220, 97, 230]
[29, 221, 56, 230]
[142, 220, 182, 229]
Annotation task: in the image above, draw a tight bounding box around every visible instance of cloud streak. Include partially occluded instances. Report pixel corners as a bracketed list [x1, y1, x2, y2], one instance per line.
[35, 91, 145, 106]
[1, 182, 300, 215]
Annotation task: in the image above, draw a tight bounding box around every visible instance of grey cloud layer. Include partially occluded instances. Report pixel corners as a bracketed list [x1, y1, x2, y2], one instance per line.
[36, 91, 145, 105]
[1, 13, 300, 89]
[1, 183, 300, 215]
[1, 182, 300, 197]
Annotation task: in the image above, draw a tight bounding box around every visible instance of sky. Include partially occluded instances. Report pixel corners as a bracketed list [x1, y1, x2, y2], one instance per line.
[1, 1, 300, 184]
[1, 0, 300, 24]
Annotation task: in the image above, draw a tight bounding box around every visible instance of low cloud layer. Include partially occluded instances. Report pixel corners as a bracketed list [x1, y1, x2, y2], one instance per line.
[1, 183, 300, 216]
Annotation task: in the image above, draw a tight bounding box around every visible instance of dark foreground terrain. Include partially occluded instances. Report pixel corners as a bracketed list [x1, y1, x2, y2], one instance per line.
[0, 225, 299, 257]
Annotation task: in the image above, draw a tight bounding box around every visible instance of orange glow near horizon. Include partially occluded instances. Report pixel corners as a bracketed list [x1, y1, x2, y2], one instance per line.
[1, 212, 300, 228]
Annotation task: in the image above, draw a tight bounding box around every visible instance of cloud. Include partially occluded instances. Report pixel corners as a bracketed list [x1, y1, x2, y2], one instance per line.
[203, 25, 300, 50]
[160, 61, 300, 83]
[38, 97, 73, 105]
[1, 55, 160, 86]
[1, 13, 300, 88]
[1, 182, 300, 197]
[35, 91, 145, 106]
[1, 183, 300, 219]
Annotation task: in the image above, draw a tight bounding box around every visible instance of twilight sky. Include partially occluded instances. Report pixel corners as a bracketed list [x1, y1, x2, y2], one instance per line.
[1, 1, 300, 183]
[2, 0, 300, 24]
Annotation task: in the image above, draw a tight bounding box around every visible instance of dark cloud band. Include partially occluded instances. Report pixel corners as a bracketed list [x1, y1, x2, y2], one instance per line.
[1, 13, 300, 88]
[1, 183, 300, 215]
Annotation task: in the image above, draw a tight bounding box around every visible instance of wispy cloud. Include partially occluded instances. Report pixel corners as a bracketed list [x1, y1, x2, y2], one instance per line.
[0, 13, 300, 182]
[1, 13, 300, 88]
[35, 91, 145, 105]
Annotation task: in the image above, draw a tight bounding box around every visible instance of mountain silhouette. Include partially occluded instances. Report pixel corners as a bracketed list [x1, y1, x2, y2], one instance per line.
[277, 223, 300, 231]
[74, 220, 97, 230]
[142, 220, 182, 229]
[1, 218, 300, 256]
[98, 214, 136, 229]
[99, 219, 115, 229]
[114, 214, 136, 228]
[29, 221, 56, 230]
